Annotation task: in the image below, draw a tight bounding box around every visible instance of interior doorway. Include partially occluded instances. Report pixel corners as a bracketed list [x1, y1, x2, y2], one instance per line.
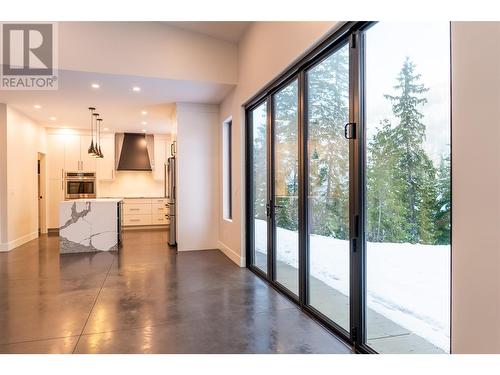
[38, 153, 47, 234]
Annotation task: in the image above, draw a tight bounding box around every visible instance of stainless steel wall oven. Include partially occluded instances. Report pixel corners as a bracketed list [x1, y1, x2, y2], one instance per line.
[65, 172, 97, 200]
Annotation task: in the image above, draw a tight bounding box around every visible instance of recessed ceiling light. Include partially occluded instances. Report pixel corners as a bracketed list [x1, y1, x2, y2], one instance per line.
[91, 83, 100, 89]
[103, 127, 109, 131]
[141, 121, 147, 125]
[141, 129, 146, 132]
[34, 104, 42, 109]
[132, 86, 141, 92]
[49, 116, 57, 121]
[141, 111, 148, 115]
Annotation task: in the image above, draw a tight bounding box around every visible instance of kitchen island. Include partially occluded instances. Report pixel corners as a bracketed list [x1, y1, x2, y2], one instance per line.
[59, 199, 123, 254]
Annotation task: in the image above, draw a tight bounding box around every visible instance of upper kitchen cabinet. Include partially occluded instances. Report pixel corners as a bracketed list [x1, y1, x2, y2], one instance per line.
[97, 135, 115, 181]
[64, 134, 81, 172]
[46, 133, 65, 180]
[46, 132, 97, 175]
[153, 136, 169, 181]
[80, 135, 98, 172]
[63, 134, 96, 172]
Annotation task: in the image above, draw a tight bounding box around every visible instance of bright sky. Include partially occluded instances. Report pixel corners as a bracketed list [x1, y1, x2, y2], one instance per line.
[365, 22, 451, 164]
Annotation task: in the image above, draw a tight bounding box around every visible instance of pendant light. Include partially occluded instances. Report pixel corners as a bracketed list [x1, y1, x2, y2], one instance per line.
[88, 107, 96, 155]
[96, 118, 104, 158]
[99, 119, 104, 158]
[92, 112, 100, 156]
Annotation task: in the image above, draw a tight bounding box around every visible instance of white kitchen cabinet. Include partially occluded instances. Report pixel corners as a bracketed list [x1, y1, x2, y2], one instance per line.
[46, 134, 65, 180]
[121, 198, 169, 227]
[47, 178, 64, 229]
[152, 213, 168, 225]
[123, 203, 152, 215]
[80, 135, 97, 172]
[153, 138, 167, 181]
[96, 136, 115, 181]
[64, 134, 81, 172]
[63, 134, 97, 172]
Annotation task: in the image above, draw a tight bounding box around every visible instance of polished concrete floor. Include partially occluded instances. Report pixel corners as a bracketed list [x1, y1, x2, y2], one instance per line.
[255, 252, 444, 354]
[0, 230, 351, 354]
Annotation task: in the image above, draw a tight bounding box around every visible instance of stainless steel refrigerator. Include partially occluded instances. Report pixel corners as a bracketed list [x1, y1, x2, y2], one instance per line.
[166, 155, 176, 246]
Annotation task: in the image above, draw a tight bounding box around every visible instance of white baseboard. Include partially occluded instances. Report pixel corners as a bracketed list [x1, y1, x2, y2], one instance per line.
[218, 240, 245, 267]
[177, 247, 217, 252]
[0, 231, 38, 252]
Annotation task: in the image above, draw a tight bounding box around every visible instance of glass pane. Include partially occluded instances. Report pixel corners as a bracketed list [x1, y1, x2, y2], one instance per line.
[273, 80, 299, 295]
[83, 182, 94, 194]
[365, 22, 451, 353]
[306, 44, 350, 331]
[252, 102, 268, 273]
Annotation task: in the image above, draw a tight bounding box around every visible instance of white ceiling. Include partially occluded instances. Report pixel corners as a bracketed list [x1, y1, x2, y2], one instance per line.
[0, 22, 245, 134]
[0, 70, 233, 134]
[165, 22, 252, 43]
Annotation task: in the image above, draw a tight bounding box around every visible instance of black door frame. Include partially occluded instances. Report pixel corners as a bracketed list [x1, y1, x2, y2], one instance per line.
[245, 21, 374, 353]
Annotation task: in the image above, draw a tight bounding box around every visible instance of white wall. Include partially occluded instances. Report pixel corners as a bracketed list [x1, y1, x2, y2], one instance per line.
[0, 105, 7, 248]
[218, 21, 500, 353]
[451, 22, 500, 354]
[59, 22, 238, 84]
[0, 105, 46, 251]
[176, 103, 219, 252]
[218, 22, 338, 266]
[98, 171, 165, 198]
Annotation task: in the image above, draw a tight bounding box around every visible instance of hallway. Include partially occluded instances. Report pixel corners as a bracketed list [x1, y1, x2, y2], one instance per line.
[0, 230, 350, 354]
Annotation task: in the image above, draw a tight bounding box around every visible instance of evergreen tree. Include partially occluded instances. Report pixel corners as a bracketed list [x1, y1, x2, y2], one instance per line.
[434, 154, 451, 244]
[274, 81, 299, 231]
[384, 57, 437, 244]
[307, 45, 349, 239]
[253, 109, 268, 222]
[366, 119, 407, 242]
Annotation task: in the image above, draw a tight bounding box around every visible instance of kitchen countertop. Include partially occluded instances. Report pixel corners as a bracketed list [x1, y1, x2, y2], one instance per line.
[98, 196, 167, 199]
[59, 199, 121, 253]
[64, 198, 123, 203]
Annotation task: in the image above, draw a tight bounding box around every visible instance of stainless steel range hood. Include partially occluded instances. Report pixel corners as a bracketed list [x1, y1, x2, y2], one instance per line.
[115, 133, 155, 171]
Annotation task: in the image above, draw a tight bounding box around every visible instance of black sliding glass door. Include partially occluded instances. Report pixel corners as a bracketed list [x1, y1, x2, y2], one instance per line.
[363, 22, 451, 354]
[306, 43, 351, 332]
[245, 21, 450, 354]
[272, 79, 300, 296]
[249, 101, 269, 274]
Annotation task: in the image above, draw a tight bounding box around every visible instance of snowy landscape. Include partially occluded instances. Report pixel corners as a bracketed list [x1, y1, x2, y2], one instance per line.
[255, 219, 450, 352]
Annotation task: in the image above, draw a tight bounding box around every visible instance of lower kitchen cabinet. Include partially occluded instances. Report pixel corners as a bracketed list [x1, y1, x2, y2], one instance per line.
[47, 179, 64, 229]
[122, 215, 152, 226]
[152, 213, 169, 225]
[122, 198, 169, 227]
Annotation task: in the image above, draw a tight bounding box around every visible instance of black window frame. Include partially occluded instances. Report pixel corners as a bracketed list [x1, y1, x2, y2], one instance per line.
[223, 118, 233, 221]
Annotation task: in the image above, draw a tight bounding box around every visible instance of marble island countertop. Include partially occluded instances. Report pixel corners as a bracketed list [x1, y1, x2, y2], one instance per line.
[65, 198, 124, 203]
[59, 199, 122, 254]
[97, 196, 167, 199]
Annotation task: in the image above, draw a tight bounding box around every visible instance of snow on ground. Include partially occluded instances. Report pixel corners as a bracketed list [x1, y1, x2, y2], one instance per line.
[254, 219, 450, 352]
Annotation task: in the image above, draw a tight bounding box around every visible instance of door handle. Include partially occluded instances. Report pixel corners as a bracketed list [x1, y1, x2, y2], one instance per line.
[266, 203, 272, 218]
[344, 122, 356, 139]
